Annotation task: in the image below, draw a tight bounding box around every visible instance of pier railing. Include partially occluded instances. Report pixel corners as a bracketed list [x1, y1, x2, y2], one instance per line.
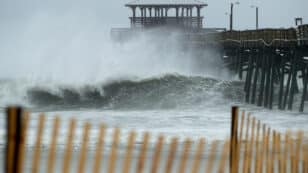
[111, 23, 308, 48]
[3, 106, 307, 173]
[298, 24, 308, 46]
[129, 17, 203, 29]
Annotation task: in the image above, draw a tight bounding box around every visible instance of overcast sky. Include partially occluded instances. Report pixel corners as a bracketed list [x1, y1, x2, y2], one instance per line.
[0, 0, 307, 30]
[0, 0, 307, 79]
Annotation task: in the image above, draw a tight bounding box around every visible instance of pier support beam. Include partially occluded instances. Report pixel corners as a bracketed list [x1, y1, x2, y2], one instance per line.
[239, 50, 244, 80]
[278, 58, 285, 109]
[269, 54, 275, 109]
[300, 66, 308, 112]
[245, 52, 254, 103]
[223, 36, 305, 112]
[251, 50, 260, 104]
[264, 52, 271, 108]
[288, 53, 298, 110]
[283, 61, 292, 110]
[258, 49, 266, 106]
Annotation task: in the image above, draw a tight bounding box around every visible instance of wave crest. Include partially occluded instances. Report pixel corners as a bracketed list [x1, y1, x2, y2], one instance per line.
[25, 74, 244, 110]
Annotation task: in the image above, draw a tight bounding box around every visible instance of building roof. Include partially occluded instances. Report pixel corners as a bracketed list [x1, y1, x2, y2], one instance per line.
[125, 0, 207, 7]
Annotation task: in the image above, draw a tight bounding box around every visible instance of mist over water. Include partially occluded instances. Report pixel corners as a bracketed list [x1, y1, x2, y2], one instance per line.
[0, 10, 227, 82]
[0, 28, 232, 108]
[0, 6, 234, 109]
[1, 32, 226, 82]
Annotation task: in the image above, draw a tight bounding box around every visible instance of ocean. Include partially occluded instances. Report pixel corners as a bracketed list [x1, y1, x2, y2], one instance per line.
[0, 74, 307, 173]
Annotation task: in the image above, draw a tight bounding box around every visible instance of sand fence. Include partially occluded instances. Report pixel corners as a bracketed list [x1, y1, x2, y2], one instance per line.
[3, 106, 308, 173]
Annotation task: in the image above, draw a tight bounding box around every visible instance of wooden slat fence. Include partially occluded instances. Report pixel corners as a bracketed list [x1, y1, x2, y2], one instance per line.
[3, 106, 308, 173]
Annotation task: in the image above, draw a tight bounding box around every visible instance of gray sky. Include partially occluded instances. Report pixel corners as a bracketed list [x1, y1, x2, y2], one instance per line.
[0, 0, 307, 30]
[0, 0, 307, 79]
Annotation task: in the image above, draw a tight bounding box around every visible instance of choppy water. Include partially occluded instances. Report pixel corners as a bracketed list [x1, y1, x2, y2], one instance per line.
[0, 74, 307, 148]
[0, 69, 307, 173]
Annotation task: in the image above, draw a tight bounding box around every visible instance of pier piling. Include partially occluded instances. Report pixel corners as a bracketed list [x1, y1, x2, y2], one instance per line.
[222, 28, 308, 112]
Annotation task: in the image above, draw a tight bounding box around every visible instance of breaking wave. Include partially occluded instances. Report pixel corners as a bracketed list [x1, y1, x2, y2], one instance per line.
[0, 74, 244, 110]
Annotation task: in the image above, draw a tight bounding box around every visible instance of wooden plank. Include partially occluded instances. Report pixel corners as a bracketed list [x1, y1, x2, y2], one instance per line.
[205, 140, 218, 173]
[269, 131, 276, 173]
[239, 111, 245, 146]
[122, 131, 136, 173]
[150, 135, 164, 173]
[178, 138, 192, 173]
[295, 131, 303, 173]
[265, 127, 271, 173]
[247, 117, 256, 172]
[6, 108, 17, 173]
[303, 144, 308, 173]
[191, 138, 205, 173]
[77, 122, 91, 173]
[16, 111, 29, 173]
[92, 124, 106, 173]
[32, 114, 46, 173]
[256, 124, 267, 173]
[93, 124, 106, 173]
[242, 113, 251, 173]
[136, 132, 150, 173]
[230, 106, 239, 173]
[278, 133, 283, 173]
[108, 128, 120, 173]
[164, 137, 178, 173]
[47, 117, 60, 173]
[217, 140, 230, 173]
[283, 131, 290, 173]
[254, 120, 261, 173]
[62, 119, 76, 173]
[289, 132, 296, 173]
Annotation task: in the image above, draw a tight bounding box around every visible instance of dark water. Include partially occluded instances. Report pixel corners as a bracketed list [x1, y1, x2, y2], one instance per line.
[25, 74, 244, 110]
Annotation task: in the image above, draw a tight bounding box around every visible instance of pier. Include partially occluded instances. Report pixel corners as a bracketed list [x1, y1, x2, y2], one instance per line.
[112, 1, 308, 112]
[220, 26, 308, 112]
[181, 26, 308, 112]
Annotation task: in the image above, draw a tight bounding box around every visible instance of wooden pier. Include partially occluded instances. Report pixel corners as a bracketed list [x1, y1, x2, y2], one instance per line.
[124, 25, 308, 112]
[111, 1, 308, 112]
[219, 26, 308, 112]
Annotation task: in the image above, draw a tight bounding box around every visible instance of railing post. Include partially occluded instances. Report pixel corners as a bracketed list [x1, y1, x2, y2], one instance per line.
[5, 107, 23, 173]
[230, 106, 239, 173]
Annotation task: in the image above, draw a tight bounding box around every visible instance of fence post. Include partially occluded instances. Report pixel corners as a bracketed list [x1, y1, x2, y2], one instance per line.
[5, 107, 23, 173]
[230, 106, 239, 173]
